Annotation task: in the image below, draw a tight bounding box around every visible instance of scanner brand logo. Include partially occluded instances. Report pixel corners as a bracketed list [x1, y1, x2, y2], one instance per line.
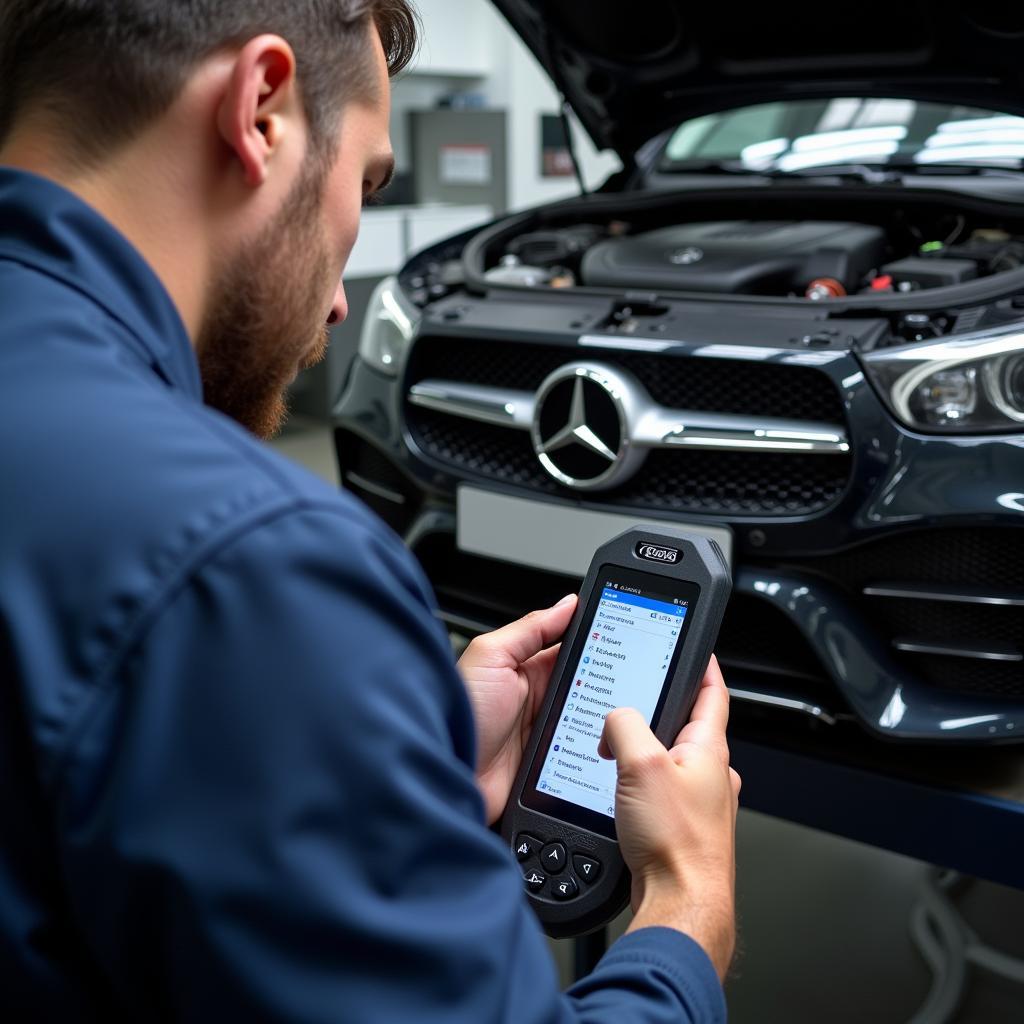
[636, 542, 680, 564]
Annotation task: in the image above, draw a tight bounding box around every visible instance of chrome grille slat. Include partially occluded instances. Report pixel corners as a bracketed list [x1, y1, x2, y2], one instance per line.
[407, 381, 535, 429]
[893, 639, 1023, 663]
[343, 471, 407, 505]
[409, 378, 851, 455]
[864, 583, 1024, 607]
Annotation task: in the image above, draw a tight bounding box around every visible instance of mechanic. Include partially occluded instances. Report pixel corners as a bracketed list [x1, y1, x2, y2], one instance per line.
[0, 2, 740, 1020]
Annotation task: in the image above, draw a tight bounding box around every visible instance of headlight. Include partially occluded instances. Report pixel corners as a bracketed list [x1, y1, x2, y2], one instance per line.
[863, 323, 1024, 432]
[985, 351, 1024, 423]
[357, 276, 419, 377]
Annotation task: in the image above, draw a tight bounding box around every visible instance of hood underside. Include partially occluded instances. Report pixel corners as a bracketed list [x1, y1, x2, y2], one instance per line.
[492, 0, 1024, 159]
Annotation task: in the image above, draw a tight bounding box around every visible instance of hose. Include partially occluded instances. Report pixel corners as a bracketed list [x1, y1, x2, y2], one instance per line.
[906, 868, 1024, 1023]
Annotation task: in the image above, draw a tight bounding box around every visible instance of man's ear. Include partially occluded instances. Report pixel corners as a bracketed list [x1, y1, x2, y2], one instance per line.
[216, 35, 299, 189]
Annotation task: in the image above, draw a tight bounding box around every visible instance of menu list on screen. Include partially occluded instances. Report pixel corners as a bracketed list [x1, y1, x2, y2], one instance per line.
[535, 581, 688, 819]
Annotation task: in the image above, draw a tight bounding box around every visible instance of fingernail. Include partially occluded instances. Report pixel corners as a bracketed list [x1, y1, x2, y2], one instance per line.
[555, 593, 576, 607]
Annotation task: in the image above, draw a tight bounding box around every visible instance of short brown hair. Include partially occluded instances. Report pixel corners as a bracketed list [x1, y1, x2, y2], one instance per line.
[0, 1, 418, 164]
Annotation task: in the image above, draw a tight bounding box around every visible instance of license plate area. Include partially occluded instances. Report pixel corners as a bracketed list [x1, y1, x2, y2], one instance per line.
[456, 486, 733, 577]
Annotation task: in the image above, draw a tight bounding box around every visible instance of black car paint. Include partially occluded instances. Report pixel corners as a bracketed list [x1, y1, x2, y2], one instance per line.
[334, 294, 1024, 743]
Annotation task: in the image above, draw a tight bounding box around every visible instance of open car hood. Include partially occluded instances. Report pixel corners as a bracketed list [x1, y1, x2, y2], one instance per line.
[492, 0, 1024, 160]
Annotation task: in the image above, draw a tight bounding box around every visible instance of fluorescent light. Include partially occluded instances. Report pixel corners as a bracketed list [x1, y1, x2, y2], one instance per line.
[777, 140, 900, 171]
[914, 143, 1024, 164]
[740, 137, 789, 168]
[791, 125, 907, 152]
[936, 115, 1024, 134]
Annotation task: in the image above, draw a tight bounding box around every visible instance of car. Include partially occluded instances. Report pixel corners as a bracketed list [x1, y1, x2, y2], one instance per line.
[333, 1, 1024, 752]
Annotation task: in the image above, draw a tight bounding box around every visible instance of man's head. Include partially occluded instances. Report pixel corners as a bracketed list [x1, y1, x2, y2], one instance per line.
[0, 1, 417, 165]
[0, 1, 416, 437]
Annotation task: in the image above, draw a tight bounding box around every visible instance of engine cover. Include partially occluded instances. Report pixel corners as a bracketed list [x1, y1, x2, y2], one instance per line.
[581, 220, 886, 295]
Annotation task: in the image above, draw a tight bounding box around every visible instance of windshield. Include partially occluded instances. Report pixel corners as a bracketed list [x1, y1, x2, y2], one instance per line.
[659, 98, 1024, 172]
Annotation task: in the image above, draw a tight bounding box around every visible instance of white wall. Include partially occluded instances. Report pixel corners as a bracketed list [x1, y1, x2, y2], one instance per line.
[390, 0, 621, 212]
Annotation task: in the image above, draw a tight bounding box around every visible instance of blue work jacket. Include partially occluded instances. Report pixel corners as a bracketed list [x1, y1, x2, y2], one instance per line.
[0, 167, 725, 1023]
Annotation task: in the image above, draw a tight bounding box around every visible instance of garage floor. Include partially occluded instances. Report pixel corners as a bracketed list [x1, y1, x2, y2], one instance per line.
[271, 420, 1024, 1023]
[723, 812, 1024, 1023]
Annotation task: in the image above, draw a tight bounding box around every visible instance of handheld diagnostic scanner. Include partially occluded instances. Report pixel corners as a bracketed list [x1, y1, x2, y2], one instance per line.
[499, 527, 731, 937]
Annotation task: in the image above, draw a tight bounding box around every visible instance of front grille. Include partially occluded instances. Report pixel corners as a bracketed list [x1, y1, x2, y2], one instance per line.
[797, 528, 1024, 700]
[411, 409, 554, 491]
[903, 655, 1023, 700]
[621, 449, 850, 516]
[716, 594, 834, 695]
[805, 528, 1024, 591]
[881, 597, 1021, 654]
[877, 598, 1023, 700]
[406, 334, 852, 516]
[407, 335, 846, 424]
[409, 407, 850, 516]
[334, 429, 420, 535]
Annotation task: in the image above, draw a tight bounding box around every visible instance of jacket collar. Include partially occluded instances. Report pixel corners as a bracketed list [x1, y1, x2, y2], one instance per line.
[0, 166, 202, 400]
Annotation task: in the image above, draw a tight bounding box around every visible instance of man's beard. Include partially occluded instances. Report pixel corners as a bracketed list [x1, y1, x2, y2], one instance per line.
[197, 167, 335, 440]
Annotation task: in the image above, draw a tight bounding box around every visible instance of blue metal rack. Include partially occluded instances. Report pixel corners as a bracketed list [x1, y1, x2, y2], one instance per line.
[730, 734, 1024, 891]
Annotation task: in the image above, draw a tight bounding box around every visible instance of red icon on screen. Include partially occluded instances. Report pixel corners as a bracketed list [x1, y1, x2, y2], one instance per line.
[576, 679, 582, 686]
[592, 632, 600, 639]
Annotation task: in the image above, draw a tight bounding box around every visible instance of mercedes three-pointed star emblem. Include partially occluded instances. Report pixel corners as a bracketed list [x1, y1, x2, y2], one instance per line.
[530, 363, 641, 490]
[537, 376, 618, 463]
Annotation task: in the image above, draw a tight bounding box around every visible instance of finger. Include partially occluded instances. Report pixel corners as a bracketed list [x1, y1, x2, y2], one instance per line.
[467, 595, 576, 668]
[730, 767, 742, 799]
[522, 643, 561, 686]
[598, 707, 665, 768]
[672, 715, 733, 774]
[674, 655, 729, 743]
[521, 643, 562, 717]
[668, 724, 727, 766]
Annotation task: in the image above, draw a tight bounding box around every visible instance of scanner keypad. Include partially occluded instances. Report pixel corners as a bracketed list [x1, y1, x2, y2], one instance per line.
[514, 833, 602, 902]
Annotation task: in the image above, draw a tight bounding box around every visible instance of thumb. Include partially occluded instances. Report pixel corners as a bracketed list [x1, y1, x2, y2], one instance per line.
[598, 706, 665, 766]
[466, 594, 576, 667]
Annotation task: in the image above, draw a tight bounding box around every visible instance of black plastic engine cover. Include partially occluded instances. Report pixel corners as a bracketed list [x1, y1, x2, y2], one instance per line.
[581, 220, 886, 295]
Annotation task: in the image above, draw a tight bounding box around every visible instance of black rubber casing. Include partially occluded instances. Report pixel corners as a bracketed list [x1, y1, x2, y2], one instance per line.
[499, 527, 732, 937]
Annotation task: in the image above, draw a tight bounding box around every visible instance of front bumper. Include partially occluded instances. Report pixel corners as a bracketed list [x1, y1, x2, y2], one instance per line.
[334, 329, 1024, 744]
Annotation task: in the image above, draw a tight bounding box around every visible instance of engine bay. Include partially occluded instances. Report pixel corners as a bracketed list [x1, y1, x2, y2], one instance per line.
[396, 186, 1024, 355]
[484, 215, 1024, 300]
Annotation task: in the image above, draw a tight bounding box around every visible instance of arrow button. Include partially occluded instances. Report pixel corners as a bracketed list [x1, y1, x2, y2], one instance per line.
[524, 871, 546, 893]
[572, 854, 602, 884]
[514, 833, 541, 863]
[540, 842, 566, 872]
[552, 877, 579, 901]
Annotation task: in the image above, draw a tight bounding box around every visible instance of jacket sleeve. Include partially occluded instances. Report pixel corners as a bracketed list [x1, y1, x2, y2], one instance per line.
[54, 501, 726, 1024]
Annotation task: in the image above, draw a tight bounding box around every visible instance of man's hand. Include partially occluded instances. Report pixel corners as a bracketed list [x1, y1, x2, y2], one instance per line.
[598, 656, 740, 980]
[457, 595, 577, 824]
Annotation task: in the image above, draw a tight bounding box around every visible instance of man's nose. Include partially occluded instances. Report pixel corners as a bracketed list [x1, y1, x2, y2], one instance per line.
[327, 279, 348, 326]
